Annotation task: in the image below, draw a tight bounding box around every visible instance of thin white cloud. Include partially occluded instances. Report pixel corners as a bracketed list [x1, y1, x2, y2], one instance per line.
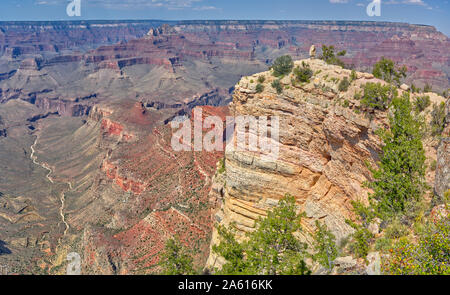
[385, 0, 432, 9]
[385, 0, 426, 5]
[89, 0, 202, 9]
[35, 0, 61, 4]
[192, 6, 218, 11]
[403, 0, 425, 5]
[330, 0, 349, 3]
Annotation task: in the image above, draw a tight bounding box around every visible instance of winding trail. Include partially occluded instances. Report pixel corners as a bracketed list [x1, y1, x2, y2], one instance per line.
[30, 135, 71, 238]
[30, 138, 54, 184]
[194, 153, 210, 186]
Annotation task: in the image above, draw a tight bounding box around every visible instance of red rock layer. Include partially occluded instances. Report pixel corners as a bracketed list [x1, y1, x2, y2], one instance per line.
[78, 104, 230, 273]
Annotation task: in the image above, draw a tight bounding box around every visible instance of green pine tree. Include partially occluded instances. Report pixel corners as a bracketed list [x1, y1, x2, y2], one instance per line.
[372, 57, 407, 86]
[271, 55, 294, 77]
[213, 194, 311, 275]
[160, 237, 196, 275]
[320, 45, 346, 67]
[245, 194, 310, 275]
[312, 220, 338, 271]
[368, 92, 427, 218]
[212, 225, 249, 274]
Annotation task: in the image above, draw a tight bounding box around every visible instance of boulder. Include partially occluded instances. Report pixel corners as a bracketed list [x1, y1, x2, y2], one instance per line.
[334, 256, 357, 270]
[280, 75, 291, 85]
[368, 218, 381, 235]
[400, 84, 410, 91]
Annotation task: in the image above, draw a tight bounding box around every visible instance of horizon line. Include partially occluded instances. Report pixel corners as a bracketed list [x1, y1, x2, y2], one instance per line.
[0, 19, 434, 26]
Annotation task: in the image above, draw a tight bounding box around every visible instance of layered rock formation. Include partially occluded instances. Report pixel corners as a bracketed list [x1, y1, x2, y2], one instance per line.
[435, 99, 450, 198]
[0, 92, 228, 274]
[206, 58, 446, 269]
[172, 20, 450, 91]
[71, 104, 231, 274]
[1, 20, 449, 274]
[0, 20, 166, 57]
[1, 20, 449, 116]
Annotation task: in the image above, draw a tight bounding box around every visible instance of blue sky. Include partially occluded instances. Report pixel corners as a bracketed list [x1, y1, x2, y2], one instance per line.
[1, 0, 449, 35]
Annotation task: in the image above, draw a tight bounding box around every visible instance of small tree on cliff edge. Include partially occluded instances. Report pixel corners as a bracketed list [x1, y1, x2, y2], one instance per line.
[320, 45, 346, 68]
[213, 194, 310, 275]
[312, 220, 338, 271]
[372, 57, 407, 86]
[271, 55, 294, 77]
[160, 237, 196, 275]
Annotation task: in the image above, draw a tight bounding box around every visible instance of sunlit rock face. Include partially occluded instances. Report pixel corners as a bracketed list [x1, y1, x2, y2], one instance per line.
[435, 100, 450, 199]
[206, 58, 447, 270]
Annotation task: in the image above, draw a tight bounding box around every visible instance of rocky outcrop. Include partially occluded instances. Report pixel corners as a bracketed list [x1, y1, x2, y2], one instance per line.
[89, 105, 113, 121]
[100, 118, 133, 141]
[33, 96, 93, 117]
[435, 99, 450, 198]
[101, 160, 145, 195]
[365, 252, 381, 275]
[146, 24, 177, 37]
[0, 70, 16, 82]
[435, 139, 450, 197]
[207, 58, 446, 270]
[19, 57, 43, 71]
[214, 59, 378, 241]
[173, 20, 449, 91]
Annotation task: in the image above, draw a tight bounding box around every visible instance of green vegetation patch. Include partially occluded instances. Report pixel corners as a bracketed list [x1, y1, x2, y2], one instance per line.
[361, 82, 398, 111]
[271, 55, 294, 77]
[271, 79, 283, 94]
[293, 62, 313, 83]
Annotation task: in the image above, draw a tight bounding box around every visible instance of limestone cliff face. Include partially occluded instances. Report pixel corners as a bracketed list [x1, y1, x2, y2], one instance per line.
[206, 58, 445, 269]
[435, 99, 450, 198]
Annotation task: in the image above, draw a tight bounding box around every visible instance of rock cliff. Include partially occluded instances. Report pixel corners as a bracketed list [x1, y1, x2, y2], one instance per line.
[435, 99, 450, 199]
[206, 58, 446, 269]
